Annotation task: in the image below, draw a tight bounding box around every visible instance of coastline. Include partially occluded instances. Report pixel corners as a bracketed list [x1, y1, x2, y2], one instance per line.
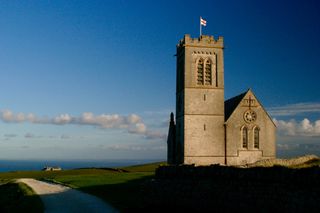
[0, 159, 164, 172]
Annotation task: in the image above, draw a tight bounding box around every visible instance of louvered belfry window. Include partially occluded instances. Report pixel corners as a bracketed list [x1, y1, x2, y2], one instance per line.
[205, 60, 212, 85]
[197, 59, 204, 85]
[197, 58, 213, 86]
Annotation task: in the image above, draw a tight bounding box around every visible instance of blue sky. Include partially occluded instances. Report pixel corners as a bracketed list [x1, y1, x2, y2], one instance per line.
[0, 0, 319, 160]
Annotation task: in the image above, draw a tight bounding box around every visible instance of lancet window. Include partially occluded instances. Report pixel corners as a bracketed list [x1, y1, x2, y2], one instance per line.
[254, 127, 260, 149]
[242, 126, 248, 149]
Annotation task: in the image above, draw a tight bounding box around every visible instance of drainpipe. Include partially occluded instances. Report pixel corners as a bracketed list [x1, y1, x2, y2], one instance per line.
[224, 123, 227, 165]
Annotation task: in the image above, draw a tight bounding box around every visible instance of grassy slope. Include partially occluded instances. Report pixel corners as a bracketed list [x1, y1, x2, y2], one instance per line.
[122, 161, 166, 172]
[0, 162, 163, 212]
[1, 159, 318, 212]
[51, 163, 165, 211]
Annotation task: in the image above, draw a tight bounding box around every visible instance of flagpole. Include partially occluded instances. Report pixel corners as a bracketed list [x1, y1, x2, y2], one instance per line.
[200, 16, 202, 36]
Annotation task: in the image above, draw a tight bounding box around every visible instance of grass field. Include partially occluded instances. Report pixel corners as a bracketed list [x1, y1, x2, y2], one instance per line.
[0, 159, 319, 212]
[49, 169, 155, 211]
[0, 162, 163, 212]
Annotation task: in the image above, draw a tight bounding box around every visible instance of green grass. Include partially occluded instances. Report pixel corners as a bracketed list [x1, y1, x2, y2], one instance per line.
[0, 162, 164, 212]
[1, 159, 320, 212]
[51, 171, 151, 187]
[122, 161, 166, 172]
[48, 165, 162, 212]
[0, 182, 43, 213]
[57, 172, 154, 211]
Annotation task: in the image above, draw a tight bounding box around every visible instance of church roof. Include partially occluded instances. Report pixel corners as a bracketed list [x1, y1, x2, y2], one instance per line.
[224, 90, 247, 121]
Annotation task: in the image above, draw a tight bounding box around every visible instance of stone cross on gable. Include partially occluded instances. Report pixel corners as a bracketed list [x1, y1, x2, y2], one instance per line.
[243, 96, 256, 108]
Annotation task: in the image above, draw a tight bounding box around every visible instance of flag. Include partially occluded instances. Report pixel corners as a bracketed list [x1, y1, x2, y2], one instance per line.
[200, 17, 207, 26]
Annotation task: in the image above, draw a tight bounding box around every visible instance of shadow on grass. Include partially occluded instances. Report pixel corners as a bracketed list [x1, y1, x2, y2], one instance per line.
[0, 182, 43, 213]
[36, 187, 117, 212]
[76, 175, 155, 212]
[151, 166, 320, 212]
[78, 167, 320, 213]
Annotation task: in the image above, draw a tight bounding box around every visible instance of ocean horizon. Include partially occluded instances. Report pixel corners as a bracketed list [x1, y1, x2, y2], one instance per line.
[0, 159, 165, 173]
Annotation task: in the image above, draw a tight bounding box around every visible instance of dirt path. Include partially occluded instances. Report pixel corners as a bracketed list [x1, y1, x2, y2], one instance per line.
[17, 178, 118, 213]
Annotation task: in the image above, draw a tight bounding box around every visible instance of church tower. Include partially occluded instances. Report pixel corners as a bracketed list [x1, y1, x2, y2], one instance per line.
[175, 34, 225, 165]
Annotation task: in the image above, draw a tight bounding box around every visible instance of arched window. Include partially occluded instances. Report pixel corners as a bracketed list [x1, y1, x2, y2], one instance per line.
[242, 126, 248, 149]
[197, 59, 204, 85]
[205, 60, 212, 85]
[254, 127, 260, 149]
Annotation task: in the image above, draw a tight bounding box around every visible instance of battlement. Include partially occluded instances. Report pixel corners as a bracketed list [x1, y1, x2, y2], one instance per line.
[178, 34, 224, 48]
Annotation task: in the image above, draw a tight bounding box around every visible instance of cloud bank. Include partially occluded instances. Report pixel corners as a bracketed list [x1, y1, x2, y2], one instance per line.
[273, 118, 320, 137]
[268, 102, 320, 116]
[0, 110, 166, 140]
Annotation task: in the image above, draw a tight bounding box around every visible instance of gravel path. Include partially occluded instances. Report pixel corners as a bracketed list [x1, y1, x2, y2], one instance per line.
[17, 178, 118, 213]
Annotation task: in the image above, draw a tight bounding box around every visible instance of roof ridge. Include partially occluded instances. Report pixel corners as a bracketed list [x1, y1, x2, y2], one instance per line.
[224, 90, 248, 121]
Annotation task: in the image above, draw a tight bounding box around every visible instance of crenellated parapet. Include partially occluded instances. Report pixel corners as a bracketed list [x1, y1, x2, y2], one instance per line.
[177, 34, 224, 48]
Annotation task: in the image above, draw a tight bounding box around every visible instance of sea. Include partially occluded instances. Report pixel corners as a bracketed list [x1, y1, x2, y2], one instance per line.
[0, 159, 164, 173]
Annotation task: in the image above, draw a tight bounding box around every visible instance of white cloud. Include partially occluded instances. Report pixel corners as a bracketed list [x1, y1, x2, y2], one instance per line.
[127, 114, 141, 124]
[273, 118, 320, 137]
[26, 113, 39, 123]
[0, 110, 50, 124]
[1, 110, 15, 122]
[0, 109, 167, 140]
[53, 114, 72, 124]
[128, 123, 147, 134]
[268, 102, 320, 116]
[75, 113, 144, 129]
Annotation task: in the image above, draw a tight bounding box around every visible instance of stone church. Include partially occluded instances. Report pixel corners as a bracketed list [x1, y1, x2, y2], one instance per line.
[167, 34, 276, 166]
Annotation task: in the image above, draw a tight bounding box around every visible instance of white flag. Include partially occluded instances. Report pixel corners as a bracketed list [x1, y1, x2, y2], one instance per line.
[200, 17, 207, 26]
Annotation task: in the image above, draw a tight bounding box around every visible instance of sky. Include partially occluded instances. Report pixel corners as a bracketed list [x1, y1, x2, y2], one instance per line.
[0, 0, 319, 160]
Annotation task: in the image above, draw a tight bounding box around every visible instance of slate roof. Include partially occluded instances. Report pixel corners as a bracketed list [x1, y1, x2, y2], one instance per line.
[224, 90, 247, 122]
